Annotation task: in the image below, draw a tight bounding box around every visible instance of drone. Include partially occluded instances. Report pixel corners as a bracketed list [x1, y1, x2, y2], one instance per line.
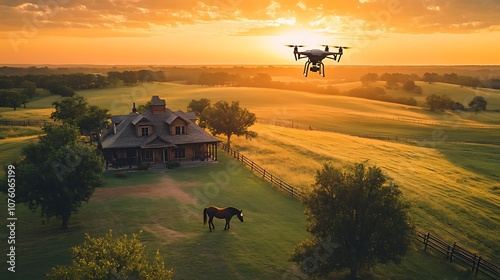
[286, 45, 351, 77]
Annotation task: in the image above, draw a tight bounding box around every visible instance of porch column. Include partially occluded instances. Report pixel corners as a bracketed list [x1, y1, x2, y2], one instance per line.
[214, 143, 218, 161]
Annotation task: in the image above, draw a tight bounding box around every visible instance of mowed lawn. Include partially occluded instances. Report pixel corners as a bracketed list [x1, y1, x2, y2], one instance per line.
[0, 153, 309, 280]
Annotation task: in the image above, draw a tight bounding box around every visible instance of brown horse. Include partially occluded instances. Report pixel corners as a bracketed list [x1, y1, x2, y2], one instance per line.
[203, 206, 243, 231]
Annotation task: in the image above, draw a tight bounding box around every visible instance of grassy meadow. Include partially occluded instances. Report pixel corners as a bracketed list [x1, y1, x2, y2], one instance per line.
[0, 153, 483, 280]
[1, 81, 499, 279]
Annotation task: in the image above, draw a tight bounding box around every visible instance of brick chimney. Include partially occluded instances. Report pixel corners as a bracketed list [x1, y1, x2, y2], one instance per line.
[150, 96, 166, 114]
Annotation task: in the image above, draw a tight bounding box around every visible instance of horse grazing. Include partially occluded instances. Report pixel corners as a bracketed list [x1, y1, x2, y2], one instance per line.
[203, 206, 243, 231]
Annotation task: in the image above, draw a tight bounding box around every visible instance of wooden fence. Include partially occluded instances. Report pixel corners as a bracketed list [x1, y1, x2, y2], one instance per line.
[0, 119, 48, 127]
[256, 118, 500, 145]
[416, 230, 500, 279]
[218, 142, 302, 199]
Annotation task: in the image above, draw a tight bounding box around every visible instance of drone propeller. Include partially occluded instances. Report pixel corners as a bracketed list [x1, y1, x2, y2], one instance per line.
[321, 45, 331, 51]
[333, 46, 352, 49]
[285, 45, 304, 61]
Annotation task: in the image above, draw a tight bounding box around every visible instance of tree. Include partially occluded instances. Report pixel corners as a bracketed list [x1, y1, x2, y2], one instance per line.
[187, 98, 211, 128]
[51, 95, 110, 139]
[290, 162, 414, 280]
[77, 105, 111, 138]
[425, 94, 441, 111]
[384, 74, 399, 89]
[422, 72, 438, 84]
[51, 95, 88, 125]
[20, 80, 37, 99]
[5, 91, 28, 110]
[137, 101, 151, 113]
[47, 230, 173, 280]
[53, 85, 76, 97]
[107, 71, 122, 87]
[468, 96, 487, 114]
[402, 80, 416, 92]
[360, 73, 378, 86]
[425, 94, 454, 111]
[204, 100, 257, 147]
[251, 73, 272, 87]
[2, 124, 103, 229]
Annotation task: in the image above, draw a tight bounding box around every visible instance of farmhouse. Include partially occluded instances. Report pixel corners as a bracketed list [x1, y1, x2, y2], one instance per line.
[101, 96, 220, 168]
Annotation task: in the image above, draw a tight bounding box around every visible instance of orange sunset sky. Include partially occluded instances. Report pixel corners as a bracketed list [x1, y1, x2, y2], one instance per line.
[1, 0, 500, 65]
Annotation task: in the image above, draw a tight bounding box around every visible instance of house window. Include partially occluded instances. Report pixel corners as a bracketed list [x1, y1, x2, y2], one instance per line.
[141, 127, 149, 136]
[174, 148, 186, 159]
[175, 126, 186, 135]
[144, 150, 153, 161]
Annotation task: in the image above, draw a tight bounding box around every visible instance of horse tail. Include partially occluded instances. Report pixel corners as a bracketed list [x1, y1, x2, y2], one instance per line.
[203, 208, 207, 225]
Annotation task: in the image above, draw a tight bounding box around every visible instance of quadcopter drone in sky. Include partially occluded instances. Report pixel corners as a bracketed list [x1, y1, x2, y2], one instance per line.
[287, 45, 351, 77]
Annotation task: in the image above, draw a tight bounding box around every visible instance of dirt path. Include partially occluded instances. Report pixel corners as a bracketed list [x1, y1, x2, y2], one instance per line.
[93, 176, 199, 204]
[92, 176, 201, 243]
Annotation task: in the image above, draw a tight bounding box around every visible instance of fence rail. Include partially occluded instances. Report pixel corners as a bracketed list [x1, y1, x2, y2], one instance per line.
[256, 119, 500, 145]
[416, 230, 500, 279]
[218, 142, 302, 199]
[0, 119, 48, 127]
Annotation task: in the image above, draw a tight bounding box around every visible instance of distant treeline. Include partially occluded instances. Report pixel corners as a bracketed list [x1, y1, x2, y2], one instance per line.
[361, 72, 491, 89]
[0, 66, 497, 110]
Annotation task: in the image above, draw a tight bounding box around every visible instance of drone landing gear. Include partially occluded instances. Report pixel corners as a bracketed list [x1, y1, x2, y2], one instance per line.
[303, 61, 325, 77]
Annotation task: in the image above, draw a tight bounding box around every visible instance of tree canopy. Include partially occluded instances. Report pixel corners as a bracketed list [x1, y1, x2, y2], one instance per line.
[203, 100, 257, 147]
[425, 94, 454, 111]
[187, 98, 211, 128]
[47, 230, 173, 280]
[51, 95, 110, 139]
[2, 124, 103, 229]
[468, 96, 487, 114]
[290, 162, 414, 279]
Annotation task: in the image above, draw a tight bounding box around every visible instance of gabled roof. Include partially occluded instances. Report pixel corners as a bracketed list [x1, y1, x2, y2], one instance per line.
[131, 115, 152, 125]
[111, 115, 129, 125]
[141, 135, 175, 148]
[101, 97, 219, 150]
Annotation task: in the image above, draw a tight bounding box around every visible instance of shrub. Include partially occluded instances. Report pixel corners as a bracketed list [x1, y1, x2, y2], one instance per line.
[114, 171, 128, 179]
[166, 161, 181, 169]
[137, 162, 150, 170]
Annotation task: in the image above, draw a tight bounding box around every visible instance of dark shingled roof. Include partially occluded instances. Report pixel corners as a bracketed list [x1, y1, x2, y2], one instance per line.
[101, 97, 219, 149]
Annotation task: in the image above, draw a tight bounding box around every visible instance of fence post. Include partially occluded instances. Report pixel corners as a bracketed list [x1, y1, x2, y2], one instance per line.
[475, 256, 481, 276]
[424, 233, 430, 251]
[471, 254, 476, 272]
[263, 169, 266, 179]
[450, 242, 456, 263]
[251, 161, 254, 170]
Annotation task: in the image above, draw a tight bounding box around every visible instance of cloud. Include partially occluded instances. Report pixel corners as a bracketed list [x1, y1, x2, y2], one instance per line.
[1, 0, 499, 38]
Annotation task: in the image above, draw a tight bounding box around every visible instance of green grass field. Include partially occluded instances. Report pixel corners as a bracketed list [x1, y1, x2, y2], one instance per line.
[0, 153, 483, 280]
[1, 81, 499, 279]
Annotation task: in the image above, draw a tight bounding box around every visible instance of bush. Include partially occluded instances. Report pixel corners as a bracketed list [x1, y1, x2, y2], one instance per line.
[114, 171, 128, 178]
[47, 230, 173, 280]
[137, 162, 150, 170]
[166, 161, 181, 169]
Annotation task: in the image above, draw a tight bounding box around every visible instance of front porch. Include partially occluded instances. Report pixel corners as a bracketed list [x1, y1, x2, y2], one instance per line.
[103, 142, 219, 170]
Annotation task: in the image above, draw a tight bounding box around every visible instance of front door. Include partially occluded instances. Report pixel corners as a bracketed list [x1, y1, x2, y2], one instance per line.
[163, 148, 169, 162]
